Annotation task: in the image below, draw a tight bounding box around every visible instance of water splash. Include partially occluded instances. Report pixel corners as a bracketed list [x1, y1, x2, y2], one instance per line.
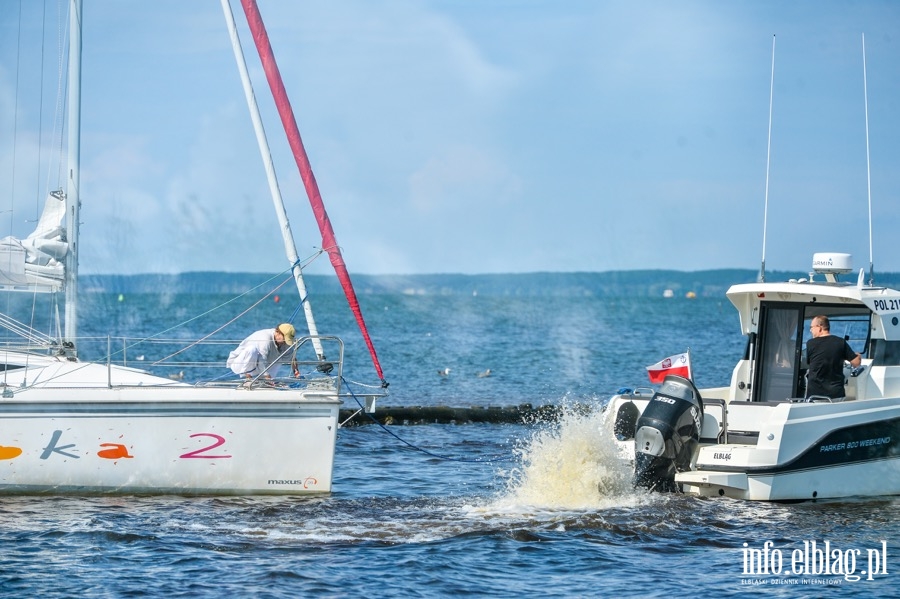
[491, 400, 639, 511]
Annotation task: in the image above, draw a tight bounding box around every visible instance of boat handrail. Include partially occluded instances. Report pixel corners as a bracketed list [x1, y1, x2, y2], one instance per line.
[247, 336, 344, 393]
[0, 334, 344, 391]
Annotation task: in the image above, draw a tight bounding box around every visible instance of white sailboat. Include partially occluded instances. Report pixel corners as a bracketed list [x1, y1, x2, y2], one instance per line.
[0, 0, 386, 495]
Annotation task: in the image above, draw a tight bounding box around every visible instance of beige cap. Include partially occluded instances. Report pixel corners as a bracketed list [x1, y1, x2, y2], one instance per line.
[277, 323, 296, 346]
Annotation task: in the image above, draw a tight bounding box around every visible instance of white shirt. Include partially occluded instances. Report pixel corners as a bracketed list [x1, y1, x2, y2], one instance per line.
[226, 329, 285, 378]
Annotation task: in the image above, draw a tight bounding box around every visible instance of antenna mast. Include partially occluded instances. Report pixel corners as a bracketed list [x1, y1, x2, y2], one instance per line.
[862, 33, 874, 286]
[759, 34, 775, 283]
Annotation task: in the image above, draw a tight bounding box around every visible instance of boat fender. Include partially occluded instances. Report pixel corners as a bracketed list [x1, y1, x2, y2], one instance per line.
[614, 401, 640, 441]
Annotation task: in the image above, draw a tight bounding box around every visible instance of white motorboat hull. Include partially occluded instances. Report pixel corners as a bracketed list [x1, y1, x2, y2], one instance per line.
[679, 458, 900, 501]
[609, 391, 900, 502]
[0, 388, 340, 495]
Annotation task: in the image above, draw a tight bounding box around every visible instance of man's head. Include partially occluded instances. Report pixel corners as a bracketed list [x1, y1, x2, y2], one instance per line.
[810, 315, 830, 337]
[275, 323, 296, 348]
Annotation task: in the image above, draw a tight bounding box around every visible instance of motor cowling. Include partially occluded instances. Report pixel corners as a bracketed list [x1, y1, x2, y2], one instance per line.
[632, 375, 703, 492]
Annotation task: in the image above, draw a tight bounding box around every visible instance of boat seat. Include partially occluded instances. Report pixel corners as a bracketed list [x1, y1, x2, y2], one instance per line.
[808, 395, 843, 403]
[737, 399, 791, 406]
[786, 395, 847, 403]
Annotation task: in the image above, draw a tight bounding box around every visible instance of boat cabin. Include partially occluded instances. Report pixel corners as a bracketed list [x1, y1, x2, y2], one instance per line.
[727, 253, 900, 403]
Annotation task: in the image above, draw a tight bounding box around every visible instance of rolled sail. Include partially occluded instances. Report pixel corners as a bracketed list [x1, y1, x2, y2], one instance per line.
[0, 191, 67, 291]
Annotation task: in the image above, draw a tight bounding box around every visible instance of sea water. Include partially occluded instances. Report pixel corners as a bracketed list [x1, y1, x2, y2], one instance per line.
[0, 292, 897, 597]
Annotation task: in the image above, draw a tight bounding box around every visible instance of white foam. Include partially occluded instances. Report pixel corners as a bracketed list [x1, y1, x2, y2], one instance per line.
[487, 401, 642, 512]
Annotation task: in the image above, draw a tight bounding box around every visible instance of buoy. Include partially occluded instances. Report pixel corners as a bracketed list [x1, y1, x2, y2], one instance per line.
[274, 295, 280, 303]
[118, 294, 124, 302]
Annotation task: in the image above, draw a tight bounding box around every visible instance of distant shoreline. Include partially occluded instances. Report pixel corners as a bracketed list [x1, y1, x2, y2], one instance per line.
[78, 269, 899, 298]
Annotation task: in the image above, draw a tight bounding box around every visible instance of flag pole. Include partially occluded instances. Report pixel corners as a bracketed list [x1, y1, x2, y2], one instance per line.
[686, 347, 693, 381]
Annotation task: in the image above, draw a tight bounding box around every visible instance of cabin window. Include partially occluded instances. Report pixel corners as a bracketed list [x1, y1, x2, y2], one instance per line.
[800, 308, 870, 361]
[754, 303, 871, 401]
[870, 339, 900, 366]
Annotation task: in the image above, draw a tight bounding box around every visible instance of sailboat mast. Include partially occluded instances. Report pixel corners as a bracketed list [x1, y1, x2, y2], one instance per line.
[219, 0, 325, 360]
[64, 0, 82, 347]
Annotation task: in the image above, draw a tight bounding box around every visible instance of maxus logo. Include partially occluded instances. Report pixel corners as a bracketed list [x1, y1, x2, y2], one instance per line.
[268, 477, 318, 489]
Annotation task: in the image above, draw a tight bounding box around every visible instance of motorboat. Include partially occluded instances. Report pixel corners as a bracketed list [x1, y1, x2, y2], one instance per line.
[608, 253, 900, 501]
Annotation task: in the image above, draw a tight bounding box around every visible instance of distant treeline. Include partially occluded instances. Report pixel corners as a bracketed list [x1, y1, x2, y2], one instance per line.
[79, 269, 900, 298]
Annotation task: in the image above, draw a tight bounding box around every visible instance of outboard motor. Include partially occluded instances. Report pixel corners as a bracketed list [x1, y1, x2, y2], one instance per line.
[633, 375, 703, 492]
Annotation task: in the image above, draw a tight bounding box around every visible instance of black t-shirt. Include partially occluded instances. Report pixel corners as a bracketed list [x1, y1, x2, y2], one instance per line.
[806, 335, 858, 398]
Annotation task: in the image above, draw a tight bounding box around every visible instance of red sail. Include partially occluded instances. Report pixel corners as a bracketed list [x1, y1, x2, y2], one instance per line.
[239, 0, 386, 385]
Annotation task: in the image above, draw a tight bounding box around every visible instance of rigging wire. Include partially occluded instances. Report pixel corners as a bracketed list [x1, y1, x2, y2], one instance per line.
[51, 0, 69, 196]
[4, 1, 71, 380]
[150, 271, 293, 365]
[2, 1, 24, 389]
[150, 249, 326, 364]
[341, 378, 516, 464]
[32, 0, 51, 347]
[10, 268, 299, 390]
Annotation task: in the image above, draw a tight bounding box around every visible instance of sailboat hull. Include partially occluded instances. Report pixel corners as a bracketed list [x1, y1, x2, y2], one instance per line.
[0, 389, 340, 495]
[3, 0, 385, 496]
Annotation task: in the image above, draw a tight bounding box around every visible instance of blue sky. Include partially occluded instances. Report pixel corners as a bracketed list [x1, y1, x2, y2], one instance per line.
[2, 1, 900, 276]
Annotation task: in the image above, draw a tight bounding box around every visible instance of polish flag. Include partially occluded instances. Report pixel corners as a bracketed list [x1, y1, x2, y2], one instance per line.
[646, 352, 692, 384]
